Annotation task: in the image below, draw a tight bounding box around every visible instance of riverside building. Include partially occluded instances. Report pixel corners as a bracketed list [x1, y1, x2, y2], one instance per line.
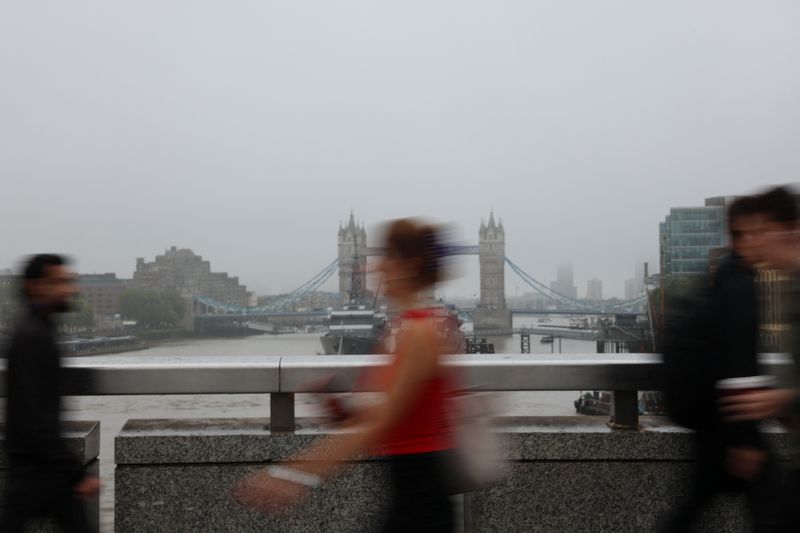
[132, 246, 251, 307]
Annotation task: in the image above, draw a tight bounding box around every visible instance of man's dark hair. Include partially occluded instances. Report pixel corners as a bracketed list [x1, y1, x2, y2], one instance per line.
[758, 186, 799, 225]
[20, 254, 68, 299]
[727, 195, 762, 229]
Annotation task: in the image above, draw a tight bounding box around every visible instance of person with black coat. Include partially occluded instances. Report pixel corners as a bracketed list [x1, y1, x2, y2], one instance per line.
[661, 197, 779, 532]
[1, 254, 99, 533]
[721, 185, 800, 531]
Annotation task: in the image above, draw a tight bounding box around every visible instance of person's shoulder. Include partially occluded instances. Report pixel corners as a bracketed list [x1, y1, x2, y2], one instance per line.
[713, 256, 754, 288]
[8, 311, 49, 342]
[715, 254, 745, 277]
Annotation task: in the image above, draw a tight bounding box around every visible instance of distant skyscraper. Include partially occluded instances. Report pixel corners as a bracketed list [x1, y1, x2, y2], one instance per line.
[624, 278, 636, 300]
[586, 279, 602, 301]
[551, 264, 577, 300]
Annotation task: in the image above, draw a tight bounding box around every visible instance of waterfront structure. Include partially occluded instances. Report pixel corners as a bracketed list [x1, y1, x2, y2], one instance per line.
[337, 213, 368, 305]
[659, 196, 732, 278]
[78, 273, 128, 317]
[586, 279, 603, 301]
[132, 247, 250, 307]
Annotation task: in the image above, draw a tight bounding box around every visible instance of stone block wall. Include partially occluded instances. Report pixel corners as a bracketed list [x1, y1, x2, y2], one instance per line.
[114, 417, 793, 533]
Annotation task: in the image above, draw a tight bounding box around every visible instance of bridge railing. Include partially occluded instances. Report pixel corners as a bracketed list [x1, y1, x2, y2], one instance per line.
[0, 354, 794, 430]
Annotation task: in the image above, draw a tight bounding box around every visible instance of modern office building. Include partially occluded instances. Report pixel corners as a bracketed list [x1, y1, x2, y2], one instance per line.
[659, 196, 732, 278]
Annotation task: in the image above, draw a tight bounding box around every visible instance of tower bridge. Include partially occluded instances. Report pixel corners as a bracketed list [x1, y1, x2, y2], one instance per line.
[193, 212, 648, 329]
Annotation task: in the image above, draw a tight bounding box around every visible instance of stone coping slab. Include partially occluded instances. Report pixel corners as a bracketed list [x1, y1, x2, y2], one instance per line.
[0, 420, 100, 466]
[116, 417, 359, 465]
[116, 416, 794, 465]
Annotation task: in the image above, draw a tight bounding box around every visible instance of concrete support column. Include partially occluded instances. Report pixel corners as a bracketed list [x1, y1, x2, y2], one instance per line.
[269, 393, 295, 432]
[609, 390, 639, 430]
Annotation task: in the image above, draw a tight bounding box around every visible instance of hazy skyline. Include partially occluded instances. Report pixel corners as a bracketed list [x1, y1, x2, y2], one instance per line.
[2, 1, 799, 298]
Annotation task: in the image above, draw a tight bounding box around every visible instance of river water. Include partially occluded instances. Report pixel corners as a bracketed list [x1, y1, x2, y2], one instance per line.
[63, 319, 596, 531]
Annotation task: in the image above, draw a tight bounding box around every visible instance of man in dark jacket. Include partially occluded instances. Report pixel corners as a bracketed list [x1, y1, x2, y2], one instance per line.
[662, 196, 776, 532]
[722, 186, 800, 530]
[1, 254, 99, 532]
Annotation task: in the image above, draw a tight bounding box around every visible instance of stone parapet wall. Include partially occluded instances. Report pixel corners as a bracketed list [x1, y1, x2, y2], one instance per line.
[114, 417, 793, 533]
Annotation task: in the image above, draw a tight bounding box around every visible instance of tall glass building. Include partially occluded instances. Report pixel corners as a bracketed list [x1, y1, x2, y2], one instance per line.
[659, 197, 731, 277]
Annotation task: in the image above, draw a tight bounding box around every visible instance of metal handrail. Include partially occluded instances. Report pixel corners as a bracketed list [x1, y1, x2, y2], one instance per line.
[0, 353, 793, 396]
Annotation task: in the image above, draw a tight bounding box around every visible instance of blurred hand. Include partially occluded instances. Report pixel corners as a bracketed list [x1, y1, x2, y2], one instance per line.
[725, 446, 766, 482]
[720, 389, 799, 421]
[231, 469, 307, 515]
[74, 475, 100, 500]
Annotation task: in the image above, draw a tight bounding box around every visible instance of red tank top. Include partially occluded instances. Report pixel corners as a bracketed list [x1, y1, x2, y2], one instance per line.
[378, 309, 455, 456]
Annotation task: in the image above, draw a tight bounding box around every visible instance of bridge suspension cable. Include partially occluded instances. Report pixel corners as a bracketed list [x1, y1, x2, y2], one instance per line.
[504, 257, 594, 310]
[196, 258, 340, 315]
[253, 258, 339, 313]
[504, 256, 648, 313]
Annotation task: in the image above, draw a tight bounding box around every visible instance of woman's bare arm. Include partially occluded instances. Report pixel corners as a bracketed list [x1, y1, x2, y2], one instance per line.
[292, 320, 439, 473]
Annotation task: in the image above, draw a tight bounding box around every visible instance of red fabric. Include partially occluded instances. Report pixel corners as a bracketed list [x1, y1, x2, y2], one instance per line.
[377, 309, 455, 456]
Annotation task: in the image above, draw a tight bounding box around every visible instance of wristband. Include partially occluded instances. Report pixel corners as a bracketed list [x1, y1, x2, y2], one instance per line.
[267, 465, 322, 488]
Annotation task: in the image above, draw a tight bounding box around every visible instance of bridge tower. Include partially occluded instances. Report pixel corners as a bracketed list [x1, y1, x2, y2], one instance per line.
[338, 213, 368, 305]
[474, 211, 513, 330]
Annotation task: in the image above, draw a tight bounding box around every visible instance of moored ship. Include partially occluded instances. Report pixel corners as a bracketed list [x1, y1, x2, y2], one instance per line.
[320, 305, 387, 355]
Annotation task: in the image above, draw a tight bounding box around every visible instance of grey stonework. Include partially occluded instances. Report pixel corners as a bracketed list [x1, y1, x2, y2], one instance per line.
[337, 214, 368, 305]
[471, 309, 513, 330]
[114, 416, 793, 533]
[478, 212, 506, 312]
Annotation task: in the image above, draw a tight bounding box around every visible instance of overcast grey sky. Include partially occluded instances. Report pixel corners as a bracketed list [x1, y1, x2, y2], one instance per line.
[2, 1, 799, 298]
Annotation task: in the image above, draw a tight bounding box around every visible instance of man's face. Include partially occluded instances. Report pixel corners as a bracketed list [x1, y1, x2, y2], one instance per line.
[27, 265, 79, 312]
[761, 221, 800, 273]
[729, 214, 767, 268]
